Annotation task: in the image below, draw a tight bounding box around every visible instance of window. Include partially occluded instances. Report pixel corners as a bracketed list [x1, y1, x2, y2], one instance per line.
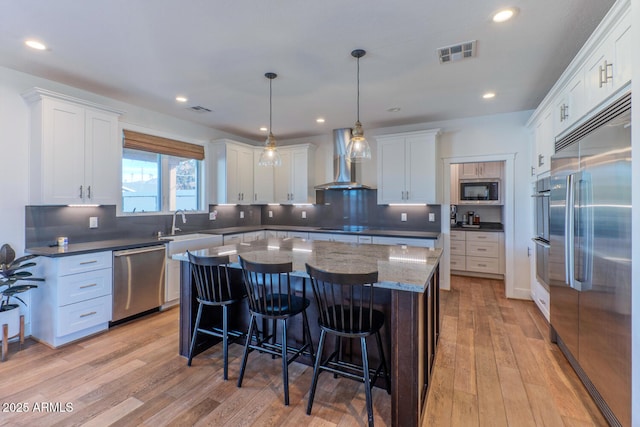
[121, 130, 205, 214]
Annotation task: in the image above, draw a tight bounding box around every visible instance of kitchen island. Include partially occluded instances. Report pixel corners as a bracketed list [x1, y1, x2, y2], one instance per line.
[174, 237, 442, 427]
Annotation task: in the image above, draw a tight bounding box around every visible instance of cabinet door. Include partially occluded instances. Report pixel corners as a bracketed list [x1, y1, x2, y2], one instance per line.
[42, 99, 86, 204]
[274, 149, 292, 203]
[226, 146, 241, 203]
[377, 138, 406, 204]
[458, 163, 479, 179]
[534, 107, 553, 175]
[610, 11, 631, 92]
[405, 135, 434, 203]
[253, 149, 274, 203]
[478, 162, 502, 179]
[290, 148, 309, 203]
[84, 109, 119, 205]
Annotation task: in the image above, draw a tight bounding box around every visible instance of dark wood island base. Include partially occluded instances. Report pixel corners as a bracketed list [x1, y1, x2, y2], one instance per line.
[176, 238, 441, 427]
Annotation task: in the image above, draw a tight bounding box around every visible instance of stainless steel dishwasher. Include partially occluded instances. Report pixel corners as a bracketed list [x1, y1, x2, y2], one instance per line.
[112, 245, 166, 322]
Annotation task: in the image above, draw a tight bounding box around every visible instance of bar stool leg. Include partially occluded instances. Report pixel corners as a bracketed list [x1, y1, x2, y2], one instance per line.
[1, 324, 7, 362]
[187, 303, 204, 366]
[222, 305, 229, 380]
[361, 337, 374, 427]
[281, 319, 289, 405]
[237, 315, 256, 388]
[375, 330, 391, 394]
[307, 329, 327, 415]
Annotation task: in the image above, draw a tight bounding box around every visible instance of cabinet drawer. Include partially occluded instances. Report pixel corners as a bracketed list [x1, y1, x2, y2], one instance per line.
[57, 295, 112, 336]
[371, 236, 435, 248]
[450, 230, 465, 241]
[450, 241, 466, 256]
[57, 268, 112, 306]
[466, 241, 499, 257]
[465, 232, 499, 243]
[450, 255, 466, 270]
[466, 257, 500, 274]
[287, 231, 309, 239]
[57, 251, 112, 276]
[357, 235, 373, 244]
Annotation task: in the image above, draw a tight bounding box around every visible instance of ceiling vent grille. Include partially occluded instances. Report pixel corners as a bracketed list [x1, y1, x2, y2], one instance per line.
[187, 105, 212, 113]
[437, 40, 477, 64]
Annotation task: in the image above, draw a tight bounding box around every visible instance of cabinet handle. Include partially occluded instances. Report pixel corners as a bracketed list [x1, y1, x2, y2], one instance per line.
[79, 185, 83, 199]
[254, 193, 257, 201]
[599, 61, 613, 88]
[79, 283, 98, 289]
[538, 154, 544, 167]
[477, 248, 487, 252]
[79, 311, 97, 318]
[79, 260, 98, 265]
[531, 166, 535, 176]
[87, 185, 91, 199]
[478, 264, 487, 267]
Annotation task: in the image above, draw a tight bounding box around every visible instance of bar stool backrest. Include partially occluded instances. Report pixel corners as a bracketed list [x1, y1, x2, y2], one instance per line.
[187, 252, 236, 304]
[238, 256, 295, 317]
[305, 264, 379, 334]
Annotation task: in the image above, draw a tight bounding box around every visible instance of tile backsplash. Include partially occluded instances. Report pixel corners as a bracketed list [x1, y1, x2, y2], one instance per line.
[25, 190, 440, 247]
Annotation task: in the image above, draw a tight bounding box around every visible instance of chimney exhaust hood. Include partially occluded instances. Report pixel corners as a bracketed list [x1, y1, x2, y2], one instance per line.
[314, 128, 372, 190]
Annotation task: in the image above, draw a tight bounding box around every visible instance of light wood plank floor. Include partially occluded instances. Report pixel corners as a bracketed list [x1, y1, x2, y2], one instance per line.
[0, 276, 607, 426]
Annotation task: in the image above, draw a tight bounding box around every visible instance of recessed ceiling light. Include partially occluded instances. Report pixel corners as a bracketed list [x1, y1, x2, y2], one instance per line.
[492, 8, 517, 23]
[316, 118, 325, 123]
[25, 40, 47, 50]
[387, 107, 401, 112]
[483, 92, 496, 99]
[175, 96, 188, 103]
[259, 127, 268, 132]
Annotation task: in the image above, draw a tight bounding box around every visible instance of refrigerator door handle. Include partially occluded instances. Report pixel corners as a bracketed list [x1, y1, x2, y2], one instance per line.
[574, 172, 592, 291]
[565, 174, 575, 287]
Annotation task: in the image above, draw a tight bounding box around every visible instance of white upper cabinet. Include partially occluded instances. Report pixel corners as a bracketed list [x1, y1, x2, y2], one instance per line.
[22, 88, 122, 205]
[458, 162, 502, 180]
[584, 8, 631, 112]
[376, 129, 440, 205]
[210, 140, 254, 205]
[273, 144, 315, 204]
[554, 71, 585, 136]
[534, 106, 554, 175]
[253, 149, 274, 204]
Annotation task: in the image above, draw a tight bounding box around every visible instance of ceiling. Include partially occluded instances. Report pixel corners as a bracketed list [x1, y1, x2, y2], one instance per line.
[1, 0, 615, 141]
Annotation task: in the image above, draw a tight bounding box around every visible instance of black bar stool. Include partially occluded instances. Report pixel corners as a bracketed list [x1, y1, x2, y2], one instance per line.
[305, 263, 391, 427]
[237, 256, 315, 406]
[187, 251, 244, 380]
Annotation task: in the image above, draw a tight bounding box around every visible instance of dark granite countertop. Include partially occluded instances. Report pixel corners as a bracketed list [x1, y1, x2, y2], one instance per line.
[26, 238, 166, 257]
[450, 222, 503, 232]
[27, 226, 440, 257]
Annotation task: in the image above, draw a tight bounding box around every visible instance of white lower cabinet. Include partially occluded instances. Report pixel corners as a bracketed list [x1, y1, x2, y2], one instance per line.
[308, 233, 358, 243]
[530, 279, 550, 322]
[450, 230, 504, 276]
[32, 251, 113, 348]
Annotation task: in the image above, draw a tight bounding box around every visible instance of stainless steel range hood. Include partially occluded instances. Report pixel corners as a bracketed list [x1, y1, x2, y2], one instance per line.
[314, 128, 372, 190]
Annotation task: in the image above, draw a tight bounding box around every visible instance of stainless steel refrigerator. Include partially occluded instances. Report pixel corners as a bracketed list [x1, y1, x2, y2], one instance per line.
[549, 92, 631, 427]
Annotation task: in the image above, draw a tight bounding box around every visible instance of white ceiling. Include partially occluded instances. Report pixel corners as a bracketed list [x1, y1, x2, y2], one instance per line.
[0, 0, 615, 141]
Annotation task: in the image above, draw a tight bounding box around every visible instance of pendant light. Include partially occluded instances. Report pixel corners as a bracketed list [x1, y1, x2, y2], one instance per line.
[258, 72, 282, 167]
[347, 49, 372, 162]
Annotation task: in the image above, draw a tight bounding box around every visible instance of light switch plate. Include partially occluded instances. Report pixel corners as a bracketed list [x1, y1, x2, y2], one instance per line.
[429, 213, 435, 222]
[209, 210, 217, 220]
[89, 217, 98, 228]
[302, 211, 307, 219]
[401, 213, 407, 222]
[269, 210, 273, 218]
[240, 211, 244, 219]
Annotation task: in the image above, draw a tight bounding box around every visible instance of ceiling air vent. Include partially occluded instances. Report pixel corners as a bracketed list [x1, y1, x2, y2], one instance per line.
[187, 105, 212, 113]
[437, 40, 477, 64]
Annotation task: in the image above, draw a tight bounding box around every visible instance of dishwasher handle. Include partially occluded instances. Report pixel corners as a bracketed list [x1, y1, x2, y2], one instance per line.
[113, 245, 166, 257]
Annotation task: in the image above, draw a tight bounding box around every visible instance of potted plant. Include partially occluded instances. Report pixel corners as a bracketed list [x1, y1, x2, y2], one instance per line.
[0, 244, 43, 343]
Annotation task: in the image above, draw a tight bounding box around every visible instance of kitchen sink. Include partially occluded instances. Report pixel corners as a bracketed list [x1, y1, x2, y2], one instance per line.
[159, 233, 223, 255]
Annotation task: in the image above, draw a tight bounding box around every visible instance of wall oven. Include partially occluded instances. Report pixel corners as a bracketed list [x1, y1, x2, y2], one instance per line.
[459, 180, 501, 204]
[532, 176, 550, 289]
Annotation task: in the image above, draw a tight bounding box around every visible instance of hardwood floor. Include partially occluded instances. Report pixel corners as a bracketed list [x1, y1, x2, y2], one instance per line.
[0, 276, 607, 426]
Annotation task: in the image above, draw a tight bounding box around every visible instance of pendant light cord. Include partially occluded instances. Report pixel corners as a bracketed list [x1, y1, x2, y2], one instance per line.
[356, 55, 360, 122]
[269, 77, 273, 133]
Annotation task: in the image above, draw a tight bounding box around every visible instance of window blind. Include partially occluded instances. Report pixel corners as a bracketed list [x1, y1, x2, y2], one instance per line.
[123, 129, 205, 160]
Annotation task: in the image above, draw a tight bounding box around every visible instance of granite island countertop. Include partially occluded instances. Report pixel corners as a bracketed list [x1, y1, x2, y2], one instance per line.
[173, 237, 442, 293]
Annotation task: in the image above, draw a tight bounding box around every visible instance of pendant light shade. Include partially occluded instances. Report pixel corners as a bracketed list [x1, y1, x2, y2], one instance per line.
[258, 72, 282, 167]
[347, 49, 372, 163]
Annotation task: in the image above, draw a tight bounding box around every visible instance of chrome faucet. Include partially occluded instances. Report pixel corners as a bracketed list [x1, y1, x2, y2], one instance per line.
[171, 209, 187, 235]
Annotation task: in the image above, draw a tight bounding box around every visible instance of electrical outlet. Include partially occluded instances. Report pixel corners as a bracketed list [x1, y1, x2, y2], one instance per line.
[301, 211, 307, 219]
[269, 210, 273, 218]
[209, 210, 217, 220]
[89, 217, 98, 228]
[240, 211, 244, 219]
[401, 213, 407, 222]
[429, 213, 435, 222]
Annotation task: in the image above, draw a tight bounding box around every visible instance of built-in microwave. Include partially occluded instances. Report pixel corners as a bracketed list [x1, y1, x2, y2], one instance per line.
[459, 180, 501, 204]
